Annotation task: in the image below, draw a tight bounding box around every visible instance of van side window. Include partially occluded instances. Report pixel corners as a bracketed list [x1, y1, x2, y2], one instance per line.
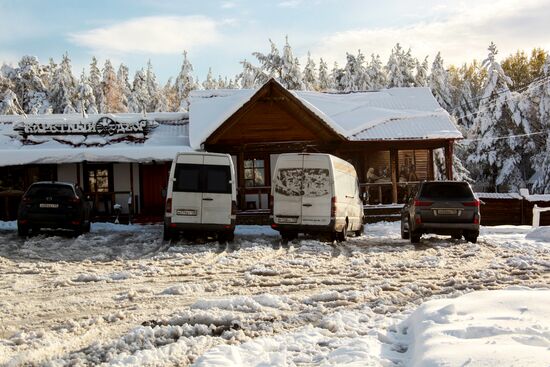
[174, 164, 201, 192]
[205, 166, 231, 194]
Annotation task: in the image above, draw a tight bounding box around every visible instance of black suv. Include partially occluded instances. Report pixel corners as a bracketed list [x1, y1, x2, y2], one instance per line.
[17, 182, 92, 236]
[401, 181, 480, 244]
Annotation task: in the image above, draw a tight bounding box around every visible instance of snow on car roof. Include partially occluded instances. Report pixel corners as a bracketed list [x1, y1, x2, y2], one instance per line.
[189, 81, 462, 149]
[0, 112, 191, 166]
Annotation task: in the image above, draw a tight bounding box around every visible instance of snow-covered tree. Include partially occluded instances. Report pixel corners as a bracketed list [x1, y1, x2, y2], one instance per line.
[386, 43, 415, 88]
[202, 67, 217, 90]
[76, 70, 97, 114]
[102, 59, 124, 112]
[280, 37, 303, 89]
[429, 52, 453, 112]
[174, 51, 197, 111]
[252, 39, 282, 81]
[302, 52, 317, 91]
[117, 63, 131, 112]
[162, 77, 178, 112]
[367, 54, 386, 90]
[318, 58, 330, 91]
[49, 53, 78, 114]
[469, 42, 528, 191]
[330, 62, 343, 91]
[237, 59, 263, 88]
[13, 56, 50, 114]
[89, 57, 104, 113]
[415, 56, 429, 87]
[128, 69, 148, 113]
[0, 89, 21, 115]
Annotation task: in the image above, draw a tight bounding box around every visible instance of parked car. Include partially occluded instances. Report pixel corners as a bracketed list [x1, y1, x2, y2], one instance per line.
[164, 152, 237, 242]
[401, 181, 480, 244]
[271, 153, 364, 242]
[17, 181, 92, 236]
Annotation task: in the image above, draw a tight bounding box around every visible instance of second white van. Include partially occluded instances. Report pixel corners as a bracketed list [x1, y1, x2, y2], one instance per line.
[271, 153, 364, 242]
[164, 152, 237, 242]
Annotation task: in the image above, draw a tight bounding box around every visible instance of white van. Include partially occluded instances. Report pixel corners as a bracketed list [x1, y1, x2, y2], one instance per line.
[164, 152, 237, 242]
[271, 153, 364, 242]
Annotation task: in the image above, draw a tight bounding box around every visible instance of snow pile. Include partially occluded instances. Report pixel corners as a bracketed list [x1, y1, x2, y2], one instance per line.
[526, 226, 550, 243]
[399, 289, 550, 366]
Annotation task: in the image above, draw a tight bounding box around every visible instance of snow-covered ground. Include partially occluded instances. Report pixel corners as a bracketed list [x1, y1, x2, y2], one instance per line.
[0, 221, 548, 366]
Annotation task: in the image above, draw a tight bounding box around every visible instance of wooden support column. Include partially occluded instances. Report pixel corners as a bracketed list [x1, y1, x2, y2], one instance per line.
[238, 150, 245, 210]
[444, 141, 454, 180]
[390, 149, 398, 204]
[129, 163, 134, 216]
[76, 163, 81, 186]
[427, 149, 434, 180]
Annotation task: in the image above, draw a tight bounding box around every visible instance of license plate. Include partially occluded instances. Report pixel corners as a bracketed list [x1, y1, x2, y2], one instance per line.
[176, 209, 197, 216]
[437, 209, 457, 215]
[40, 203, 59, 208]
[277, 216, 298, 224]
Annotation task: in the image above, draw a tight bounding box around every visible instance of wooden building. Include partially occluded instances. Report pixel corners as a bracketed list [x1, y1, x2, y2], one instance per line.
[189, 79, 462, 215]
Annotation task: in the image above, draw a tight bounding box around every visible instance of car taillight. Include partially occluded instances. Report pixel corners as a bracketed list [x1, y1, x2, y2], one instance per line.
[69, 197, 81, 204]
[415, 215, 422, 224]
[166, 198, 172, 213]
[231, 200, 237, 215]
[463, 200, 480, 207]
[473, 214, 480, 224]
[331, 197, 336, 217]
[414, 200, 433, 207]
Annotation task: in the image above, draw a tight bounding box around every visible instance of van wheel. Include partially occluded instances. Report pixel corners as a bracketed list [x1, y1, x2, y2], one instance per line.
[336, 224, 347, 242]
[163, 225, 172, 241]
[354, 224, 364, 237]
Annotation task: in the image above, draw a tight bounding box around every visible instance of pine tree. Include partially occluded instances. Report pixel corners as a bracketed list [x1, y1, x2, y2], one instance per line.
[280, 37, 303, 89]
[237, 59, 263, 88]
[302, 52, 317, 91]
[330, 62, 344, 91]
[128, 69, 148, 113]
[0, 89, 21, 114]
[89, 57, 104, 113]
[162, 77, 178, 112]
[174, 51, 197, 111]
[318, 58, 330, 91]
[252, 39, 282, 81]
[429, 52, 453, 112]
[469, 42, 527, 191]
[415, 56, 429, 87]
[367, 54, 386, 90]
[76, 70, 97, 114]
[13, 56, 50, 114]
[102, 59, 124, 112]
[145, 60, 164, 111]
[386, 43, 407, 87]
[117, 64, 131, 113]
[202, 67, 217, 90]
[49, 53, 77, 114]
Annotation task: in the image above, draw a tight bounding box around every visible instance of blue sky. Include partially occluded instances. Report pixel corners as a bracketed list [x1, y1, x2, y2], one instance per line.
[1, 0, 549, 84]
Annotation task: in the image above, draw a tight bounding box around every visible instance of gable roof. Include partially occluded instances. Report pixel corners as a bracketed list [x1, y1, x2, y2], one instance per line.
[189, 79, 462, 149]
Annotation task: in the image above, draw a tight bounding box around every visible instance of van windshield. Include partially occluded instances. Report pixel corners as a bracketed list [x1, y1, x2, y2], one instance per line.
[275, 168, 330, 197]
[173, 164, 231, 194]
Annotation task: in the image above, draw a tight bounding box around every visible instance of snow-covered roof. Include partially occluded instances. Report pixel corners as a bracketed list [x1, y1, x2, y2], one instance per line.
[525, 194, 550, 202]
[189, 82, 462, 149]
[0, 112, 190, 166]
[475, 192, 523, 200]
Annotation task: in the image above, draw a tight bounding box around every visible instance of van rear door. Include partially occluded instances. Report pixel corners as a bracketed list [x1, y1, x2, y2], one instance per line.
[301, 155, 332, 226]
[273, 154, 304, 225]
[201, 155, 232, 225]
[172, 155, 203, 224]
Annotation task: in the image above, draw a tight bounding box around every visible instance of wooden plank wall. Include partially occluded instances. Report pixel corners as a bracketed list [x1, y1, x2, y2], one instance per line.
[479, 198, 550, 226]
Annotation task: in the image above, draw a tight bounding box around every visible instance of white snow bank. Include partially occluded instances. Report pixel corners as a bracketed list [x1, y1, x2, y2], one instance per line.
[400, 289, 550, 366]
[526, 226, 550, 243]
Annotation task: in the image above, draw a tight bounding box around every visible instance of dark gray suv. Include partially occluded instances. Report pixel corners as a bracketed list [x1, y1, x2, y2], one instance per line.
[401, 181, 480, 244]
[17, 182, 92, 236]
